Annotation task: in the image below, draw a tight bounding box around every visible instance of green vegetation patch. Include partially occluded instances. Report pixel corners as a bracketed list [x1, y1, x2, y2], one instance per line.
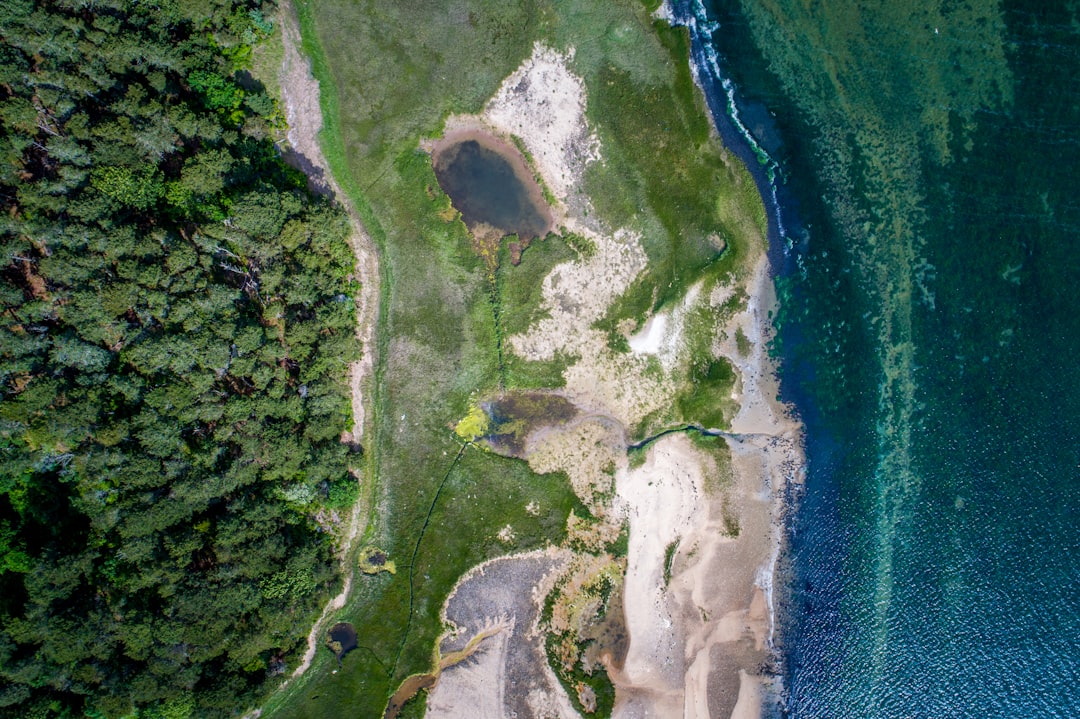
[359, 546, 397, 575]
[663, 539, 680, 587]
[735, 326, 753, 357]
[503, 350, 575, 390]
[678, 356, 739, 430]
[496, 232, 576, 338]
[266, 0, 771, 716]
[453, 403, 491, 442]
[542, 560, 624, 718]
[687, 430, 735, 495]
[577, 18, 764, 322]
[270, 446, 579, 717]
[0, 2, 359, 717]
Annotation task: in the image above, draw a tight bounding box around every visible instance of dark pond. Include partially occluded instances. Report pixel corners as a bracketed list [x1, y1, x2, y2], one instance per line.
[482, 392, 578, 456]
[326, 621, 357, 663]
[432, 136, 551, 241]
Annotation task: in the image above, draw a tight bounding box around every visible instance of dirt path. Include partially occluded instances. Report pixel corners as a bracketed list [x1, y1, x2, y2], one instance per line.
[277, 0, 381, 682]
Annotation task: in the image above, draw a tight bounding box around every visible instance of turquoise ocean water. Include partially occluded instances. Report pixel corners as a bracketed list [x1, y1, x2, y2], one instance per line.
[675, 0, 1080, 715]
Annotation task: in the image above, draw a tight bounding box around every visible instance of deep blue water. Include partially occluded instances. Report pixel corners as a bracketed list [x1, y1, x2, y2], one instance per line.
[676, 0, 1080, 716]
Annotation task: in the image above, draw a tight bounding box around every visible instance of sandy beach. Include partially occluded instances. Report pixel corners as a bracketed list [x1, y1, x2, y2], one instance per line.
[611, 259, 802, 718]
[417, 42, 803, 718]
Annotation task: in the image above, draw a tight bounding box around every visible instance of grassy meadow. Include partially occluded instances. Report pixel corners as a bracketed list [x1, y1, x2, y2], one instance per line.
[262, 0, 769, 715]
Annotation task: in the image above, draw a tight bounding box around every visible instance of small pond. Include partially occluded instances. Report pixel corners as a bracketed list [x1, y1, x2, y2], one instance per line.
[432, 131, 552, 241]
[325, 621, 357, 664]
[482, 392, 578, 456]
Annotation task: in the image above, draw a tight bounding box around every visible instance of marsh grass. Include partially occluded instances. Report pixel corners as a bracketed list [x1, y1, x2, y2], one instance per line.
[269, 1, 769, 716]
[663, 539, 680, 586]
[497, 233, 575, 338]
[492, 231, 587, 389]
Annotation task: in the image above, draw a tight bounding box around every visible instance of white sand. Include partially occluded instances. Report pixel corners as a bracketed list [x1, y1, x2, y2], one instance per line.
[627, 312, 670, 355]
[484, 44, 600, 205]
[615, 434, 708, 690]
[626, 283, 702, 372]
[610, 255, 803, 719]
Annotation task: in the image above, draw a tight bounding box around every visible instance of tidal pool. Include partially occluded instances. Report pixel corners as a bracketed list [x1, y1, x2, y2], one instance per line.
[431, 130, 552, 241]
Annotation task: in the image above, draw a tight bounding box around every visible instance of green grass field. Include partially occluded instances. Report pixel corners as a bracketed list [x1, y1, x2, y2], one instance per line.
[261, 0, 768, 716]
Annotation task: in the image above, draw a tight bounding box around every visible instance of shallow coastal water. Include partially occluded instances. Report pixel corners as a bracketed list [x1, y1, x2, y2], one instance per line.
[680, 0, 1080, 715]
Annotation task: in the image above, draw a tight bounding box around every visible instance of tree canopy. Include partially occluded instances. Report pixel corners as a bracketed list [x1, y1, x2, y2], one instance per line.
[0, 1, 359, 716]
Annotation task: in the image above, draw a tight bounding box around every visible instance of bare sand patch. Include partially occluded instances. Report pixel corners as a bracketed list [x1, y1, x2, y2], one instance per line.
[527, 417, 625, 514]
[614, 433, 708, 693]
[426, 550, 579, 719]
[626, 282, 703, 373]
[730, 670, 765, 719]
[424, 627, 510, 718]
[483, 44, 600, 209]
[279, 6, 331, 196]
[627, 312, 669, 355]
[508, 226, 677, 426]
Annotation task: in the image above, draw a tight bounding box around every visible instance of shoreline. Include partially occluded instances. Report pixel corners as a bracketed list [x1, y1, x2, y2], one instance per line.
[670, 0, 801, 271]
[668, 0, 810, 709]
[612, 254, 803, 718]
[411, 40, 804, 718]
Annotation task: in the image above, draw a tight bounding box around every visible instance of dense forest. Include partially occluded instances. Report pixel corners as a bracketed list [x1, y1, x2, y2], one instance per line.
[0, 1, 360, 716]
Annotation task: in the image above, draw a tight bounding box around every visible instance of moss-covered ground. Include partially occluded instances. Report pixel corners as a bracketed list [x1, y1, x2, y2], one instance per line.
[261, 0, 768, 716]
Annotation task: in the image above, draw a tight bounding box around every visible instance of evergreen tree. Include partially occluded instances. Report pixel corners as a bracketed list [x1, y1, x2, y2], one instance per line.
[0, 2, 360, 716]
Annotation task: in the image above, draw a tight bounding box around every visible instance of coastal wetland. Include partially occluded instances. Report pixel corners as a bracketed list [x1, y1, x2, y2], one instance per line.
[259, 0, 773, 717]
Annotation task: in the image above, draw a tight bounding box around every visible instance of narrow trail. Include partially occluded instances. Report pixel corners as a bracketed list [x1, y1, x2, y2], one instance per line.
[277, 0, 382, 684]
